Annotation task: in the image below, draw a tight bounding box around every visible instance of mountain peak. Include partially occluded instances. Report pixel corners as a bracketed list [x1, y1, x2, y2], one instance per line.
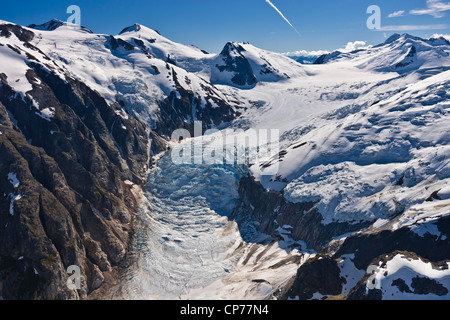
[400, 33, 423, 41]
[119, 23, 142, 34]
[119, 23, 161, 36]
[221, 42, 245, 54]
[28, 19, 93, 33]
[219, 42, 255, 57]
[383, 33, 401, 45]
[382, 33, 425, 46]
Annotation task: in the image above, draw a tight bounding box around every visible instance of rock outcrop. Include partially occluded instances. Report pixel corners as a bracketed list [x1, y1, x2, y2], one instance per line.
[232, 175, 450, 300]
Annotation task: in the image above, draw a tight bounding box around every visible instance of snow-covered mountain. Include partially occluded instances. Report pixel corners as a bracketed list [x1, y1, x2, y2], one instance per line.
[116, 23, 213, 77]
[210, 42, 306, 88]
[25, 20, 238, 135]
[290, 55, 322, 65]
[0, 17, 449, 301]
[315, 33, 450, 73]
[29, 18, 94, 33]
[235, 33, 450, 300]
[0, 19, 239, 299]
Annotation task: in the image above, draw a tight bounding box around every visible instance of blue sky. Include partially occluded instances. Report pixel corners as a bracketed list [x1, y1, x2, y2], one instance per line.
[2, 0, 450, 53]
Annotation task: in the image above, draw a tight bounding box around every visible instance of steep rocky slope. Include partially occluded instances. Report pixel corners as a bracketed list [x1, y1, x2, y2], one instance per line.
[0, 20, 237, 299]
[0, 22, 151, 299]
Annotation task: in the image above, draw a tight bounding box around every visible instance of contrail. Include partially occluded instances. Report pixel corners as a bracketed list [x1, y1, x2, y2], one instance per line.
[265, 0, 301, 36]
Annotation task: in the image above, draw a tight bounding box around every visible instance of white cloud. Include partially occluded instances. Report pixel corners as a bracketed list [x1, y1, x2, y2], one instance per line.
[388, 10, 405, 18]
[283, 49, 330, 57]
[284, 33, 450, 60]
[410, 0, 450, 18]
[431, 33, 450, 41]
[375, 24, 449, 31]
[341, 41, 371, 52]
[284, 41, 371, 57]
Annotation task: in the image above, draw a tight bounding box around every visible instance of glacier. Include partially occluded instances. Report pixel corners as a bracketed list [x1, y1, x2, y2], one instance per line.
[109, 141, 310, 299]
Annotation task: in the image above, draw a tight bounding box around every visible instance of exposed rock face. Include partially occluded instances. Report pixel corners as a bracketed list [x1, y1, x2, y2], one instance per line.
[156, 66, 237, 137]
[232, 176, 370, 250]
[213, 42, 258, 88]
[395, 45, 416, 69]
[282, 256, 344, 300]
[0, 20, 239, 300]
[333, 217, 450, 271]
[232, 176, 450, 300]
[0, 25, 150, 299]
[313, 52, 341, 65]
[346, 250, 450, 300]
[0, 23, 35, 42]
[108, 35, 135, 52]
[211, 41, 290, 88]
[28, 19, 93, 34]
